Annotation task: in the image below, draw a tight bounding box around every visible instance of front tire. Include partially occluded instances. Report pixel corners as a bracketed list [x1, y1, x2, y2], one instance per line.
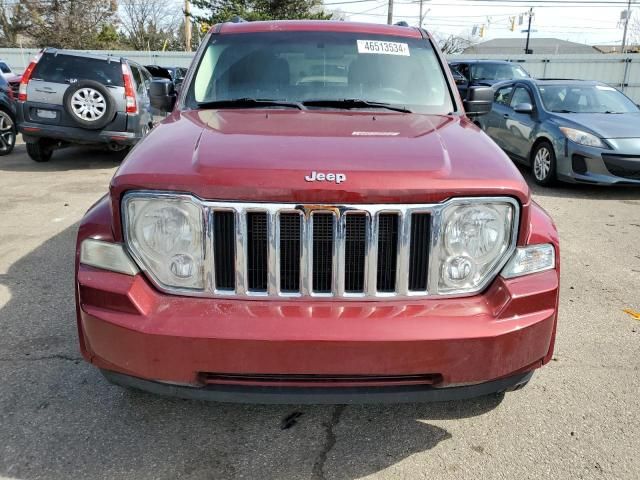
[0, 109, 16, 156]
[531, 141, 556, 186]
[26, 140, 54, 162]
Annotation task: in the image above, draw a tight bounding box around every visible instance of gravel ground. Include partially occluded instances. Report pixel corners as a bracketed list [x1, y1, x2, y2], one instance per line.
[1, 141, 639, 480]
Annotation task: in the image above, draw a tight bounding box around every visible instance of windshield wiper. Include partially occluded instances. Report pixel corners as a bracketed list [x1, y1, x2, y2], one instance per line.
[197, 98, 303, 110]
[551, 109, 578, 113]
[302, 99, 412, 113]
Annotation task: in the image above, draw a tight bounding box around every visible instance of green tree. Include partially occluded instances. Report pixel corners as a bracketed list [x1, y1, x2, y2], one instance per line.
[190, 0, 330, 25]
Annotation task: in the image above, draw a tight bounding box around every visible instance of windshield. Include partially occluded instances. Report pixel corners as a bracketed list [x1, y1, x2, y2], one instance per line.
[539, 84, 639, 113]
[470, 63, 528, 81]
[187, 31, 454, 114]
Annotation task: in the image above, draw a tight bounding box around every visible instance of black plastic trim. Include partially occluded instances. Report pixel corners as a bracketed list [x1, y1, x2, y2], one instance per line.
[101, 370, 534, 404]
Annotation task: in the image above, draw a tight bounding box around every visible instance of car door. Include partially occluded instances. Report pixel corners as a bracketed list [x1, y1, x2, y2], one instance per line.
[484, 84, 514, 150]
[504, 85, 537, 160]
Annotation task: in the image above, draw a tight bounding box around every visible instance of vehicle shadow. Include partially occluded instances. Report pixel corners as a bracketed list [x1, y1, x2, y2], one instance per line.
[0, 224, 504, 480]
[0, 142, 126, 173]
[517, 165, 640, 201]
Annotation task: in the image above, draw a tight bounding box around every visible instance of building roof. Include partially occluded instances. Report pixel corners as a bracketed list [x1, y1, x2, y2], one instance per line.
[593, 44, 640, 54]
[463, 37, 598, 55]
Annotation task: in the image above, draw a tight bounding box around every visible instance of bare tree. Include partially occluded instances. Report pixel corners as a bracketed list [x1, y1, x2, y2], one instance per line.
[27, 0, 119, 49]
[435, 34, 475, 55]
[120, 0, 182, 51]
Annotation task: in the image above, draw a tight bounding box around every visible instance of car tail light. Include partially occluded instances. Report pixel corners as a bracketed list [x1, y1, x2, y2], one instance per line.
[122, 63, 138, 114]
[18, 52, 42, 102]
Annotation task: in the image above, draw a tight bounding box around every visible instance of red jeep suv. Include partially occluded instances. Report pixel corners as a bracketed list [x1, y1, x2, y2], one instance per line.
[75, 20, 560, 403]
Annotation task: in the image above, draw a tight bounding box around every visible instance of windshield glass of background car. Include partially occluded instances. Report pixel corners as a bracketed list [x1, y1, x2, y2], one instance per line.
[539, 84, 639, 113]
[187, 31, 454, 114]
[471, 63, 527, 81]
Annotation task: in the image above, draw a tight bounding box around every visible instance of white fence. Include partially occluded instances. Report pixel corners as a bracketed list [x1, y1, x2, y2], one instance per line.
[0, 48, 196, 72]
[450, 54, 640, 103]
[4, 48, 640, 102]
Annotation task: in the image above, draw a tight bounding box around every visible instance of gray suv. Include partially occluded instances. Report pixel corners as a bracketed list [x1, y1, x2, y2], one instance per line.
[17, 49, 154, 162]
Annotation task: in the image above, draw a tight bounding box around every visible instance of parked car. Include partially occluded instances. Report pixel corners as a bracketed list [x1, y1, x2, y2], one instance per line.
[449, 60, 529, 99]
[0, 60, 14, 79]
[0, 73, 17, 156]
[75, 20, 559, 403]
[16, 49, 155, 162]
[478, 78, 640, 186]
[145, 65, 187, 88]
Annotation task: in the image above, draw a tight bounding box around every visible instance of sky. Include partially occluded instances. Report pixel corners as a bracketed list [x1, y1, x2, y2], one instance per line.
[322, 0, 639, 46]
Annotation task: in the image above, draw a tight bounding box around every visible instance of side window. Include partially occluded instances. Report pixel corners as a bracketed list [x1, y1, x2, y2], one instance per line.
[510, 87, 533, 107]
[457, 64, 470, 80]
[494, 86, 513, 106]
[130, 65, 143, 91]
[140, 68, 152, 90]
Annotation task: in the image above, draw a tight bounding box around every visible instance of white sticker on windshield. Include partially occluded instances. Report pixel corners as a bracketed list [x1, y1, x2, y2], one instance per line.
[595, 85, 616, 91]
[357, 40, 410, 56]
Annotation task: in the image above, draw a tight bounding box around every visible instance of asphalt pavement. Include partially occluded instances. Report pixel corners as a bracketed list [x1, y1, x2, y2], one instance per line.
[1, 141, 639, 480]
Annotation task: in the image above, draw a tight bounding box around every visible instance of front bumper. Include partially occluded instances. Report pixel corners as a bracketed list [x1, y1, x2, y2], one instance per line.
[556, 139, 640, 185]
[77, 264, 558, 401]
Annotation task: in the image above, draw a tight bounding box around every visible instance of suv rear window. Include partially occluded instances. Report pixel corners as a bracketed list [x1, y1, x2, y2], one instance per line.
[32, 53, 124, 87]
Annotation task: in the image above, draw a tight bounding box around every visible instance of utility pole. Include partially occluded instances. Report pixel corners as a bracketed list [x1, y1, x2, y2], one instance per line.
[419, 0, 424, 28]
[621, 0, 632, 53]
[524, 7, 534, 54]
[387, 0, 393, 25]
[185, 0, 192, 52]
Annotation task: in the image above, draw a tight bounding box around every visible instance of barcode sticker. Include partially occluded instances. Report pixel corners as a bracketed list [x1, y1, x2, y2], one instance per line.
[357, 40, 410, 56]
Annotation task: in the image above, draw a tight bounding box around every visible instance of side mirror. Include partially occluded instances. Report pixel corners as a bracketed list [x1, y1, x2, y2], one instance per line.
[149, 79, 176, 112]
[514, 102, 534, 114]
[463, 86, 493, 117]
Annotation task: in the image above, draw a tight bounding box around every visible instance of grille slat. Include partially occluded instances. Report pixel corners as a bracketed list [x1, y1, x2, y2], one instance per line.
[377, 214, 399, 293]
[280, 213, 301, 292]
[409, 213, 430, 291]
[345, 215, 366, 293]
[213, 211, 235, 290]
[312, 213, 334, 293]
[247, 212, 268, 291]
[206, 204, 443, 298]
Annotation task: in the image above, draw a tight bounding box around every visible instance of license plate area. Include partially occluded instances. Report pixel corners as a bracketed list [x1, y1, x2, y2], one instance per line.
[36, 109, 57, 119]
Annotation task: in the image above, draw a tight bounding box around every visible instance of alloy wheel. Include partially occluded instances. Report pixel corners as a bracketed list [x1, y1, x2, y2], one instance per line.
[533, 146, 551, 181]
[0, 111, 15, 153]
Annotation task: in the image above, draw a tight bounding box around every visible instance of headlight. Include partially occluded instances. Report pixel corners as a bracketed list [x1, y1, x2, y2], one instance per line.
[559, 127, 606, 148]
[123, 194, 205, 290]
[436, 201, 516, 294]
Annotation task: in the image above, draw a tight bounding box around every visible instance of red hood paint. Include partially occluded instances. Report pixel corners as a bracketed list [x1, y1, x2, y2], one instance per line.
[111, 110, 530, 208]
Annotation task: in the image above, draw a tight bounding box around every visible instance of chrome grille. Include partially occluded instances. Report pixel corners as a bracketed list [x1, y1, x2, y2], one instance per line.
[201, 202, 440, 299]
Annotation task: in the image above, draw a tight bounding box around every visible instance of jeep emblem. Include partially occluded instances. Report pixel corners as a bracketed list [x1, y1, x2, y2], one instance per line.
[305, 171, 347, 184]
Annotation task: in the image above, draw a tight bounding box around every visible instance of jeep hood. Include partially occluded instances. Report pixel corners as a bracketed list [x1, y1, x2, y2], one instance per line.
[112, 110, 529, 205]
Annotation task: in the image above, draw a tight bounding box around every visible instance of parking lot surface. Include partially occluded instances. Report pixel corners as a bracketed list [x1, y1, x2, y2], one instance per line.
[1, 141, 639, 480]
